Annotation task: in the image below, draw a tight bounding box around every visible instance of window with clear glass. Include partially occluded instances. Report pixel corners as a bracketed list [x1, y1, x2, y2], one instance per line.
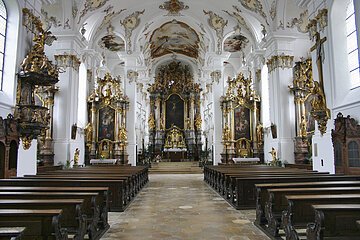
[346, 0, 360, 87]
[348, 141, 360, 167]
[0, 1, 7, 90]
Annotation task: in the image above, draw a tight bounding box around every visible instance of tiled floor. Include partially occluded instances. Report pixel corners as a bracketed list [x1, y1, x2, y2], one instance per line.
[101, 174, 270, 240]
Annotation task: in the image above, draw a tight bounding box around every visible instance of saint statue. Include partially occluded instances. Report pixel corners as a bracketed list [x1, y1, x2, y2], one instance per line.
[84, 122, 93, 143]
[73, 148, 80, 166]
[118, 127, 127, 142]
[300, 115, 307, 138]
[270, 147, 277, 163]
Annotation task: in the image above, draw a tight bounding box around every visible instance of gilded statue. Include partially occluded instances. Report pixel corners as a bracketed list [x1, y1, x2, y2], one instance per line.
[222, 125, 231, 142]
[84, 122, 93, 143]
[300, 115, 307, 138]
[118, 127, 127, 142]
[311, 81, 326, 111]
[148, 113, 155, 130]
[165, 128, 185, 148]
[270, 147, 277, 163]
[195, 115, 202, 130]
[73, 148, 80, 166]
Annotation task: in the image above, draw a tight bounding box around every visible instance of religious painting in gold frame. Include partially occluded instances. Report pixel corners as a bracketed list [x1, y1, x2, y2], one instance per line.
[303, 94, 316, 135]
[165, 93, 185, 130]
[98, 105, 115, 141]
[234, 105, 251, 140]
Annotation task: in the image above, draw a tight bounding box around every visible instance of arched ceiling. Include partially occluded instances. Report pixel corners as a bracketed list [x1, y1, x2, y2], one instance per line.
[43, 0, 308, 78]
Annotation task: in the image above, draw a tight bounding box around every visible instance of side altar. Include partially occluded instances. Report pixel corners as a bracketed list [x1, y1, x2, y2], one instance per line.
[148, 61, 202, 161]
[85, 73, 129, 165]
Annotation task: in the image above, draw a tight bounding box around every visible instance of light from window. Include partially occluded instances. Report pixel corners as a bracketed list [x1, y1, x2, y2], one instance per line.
[0, 0, 7, 90]
[346, 0, 360, 87]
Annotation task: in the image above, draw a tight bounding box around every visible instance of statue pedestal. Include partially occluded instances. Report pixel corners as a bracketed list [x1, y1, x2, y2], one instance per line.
[294, 137, 310, 164]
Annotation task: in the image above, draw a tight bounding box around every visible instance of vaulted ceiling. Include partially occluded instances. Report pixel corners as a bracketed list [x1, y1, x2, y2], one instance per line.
[43, 0, 309, 78]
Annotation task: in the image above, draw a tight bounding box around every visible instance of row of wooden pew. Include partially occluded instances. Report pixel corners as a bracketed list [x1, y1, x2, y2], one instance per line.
[204, 165, 360, 239]
[0, 165, 148, 240]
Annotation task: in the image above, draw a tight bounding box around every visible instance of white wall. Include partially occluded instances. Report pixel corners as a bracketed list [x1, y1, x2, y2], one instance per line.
[17, 139, 37, 177]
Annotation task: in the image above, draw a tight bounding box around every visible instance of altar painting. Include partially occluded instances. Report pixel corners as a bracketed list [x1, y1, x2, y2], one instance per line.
[234, 105, 251, 140]
[98, 106, 115, 141]
[304, 95, 315, 134]
[165, 94, 184, 129]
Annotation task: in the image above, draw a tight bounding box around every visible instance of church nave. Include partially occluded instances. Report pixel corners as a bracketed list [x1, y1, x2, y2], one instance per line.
[101, 174, 269, 240]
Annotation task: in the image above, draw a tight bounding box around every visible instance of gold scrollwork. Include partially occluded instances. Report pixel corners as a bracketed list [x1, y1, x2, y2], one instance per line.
[266, 54, 294, 73]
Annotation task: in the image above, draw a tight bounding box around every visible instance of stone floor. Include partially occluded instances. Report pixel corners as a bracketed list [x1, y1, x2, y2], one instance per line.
[101, 174, 270, 240]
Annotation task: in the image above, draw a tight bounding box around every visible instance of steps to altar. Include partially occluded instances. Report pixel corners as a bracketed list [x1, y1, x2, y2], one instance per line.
[149, 162, 203, 174]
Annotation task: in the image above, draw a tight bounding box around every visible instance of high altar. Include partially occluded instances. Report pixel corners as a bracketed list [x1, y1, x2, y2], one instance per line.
[148, 61, 202, 161]
[85, 73, 129, 164]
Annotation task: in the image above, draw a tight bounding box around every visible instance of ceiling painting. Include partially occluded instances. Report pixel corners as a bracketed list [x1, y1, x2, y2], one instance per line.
[224, 34, 249, 52]
[159, 0, 189, 16]
[99, 25, 125, 52]
[149, 20, 200, 59]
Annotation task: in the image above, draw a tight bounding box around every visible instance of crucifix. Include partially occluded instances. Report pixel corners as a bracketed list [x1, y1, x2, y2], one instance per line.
[310, 32, 327, 93]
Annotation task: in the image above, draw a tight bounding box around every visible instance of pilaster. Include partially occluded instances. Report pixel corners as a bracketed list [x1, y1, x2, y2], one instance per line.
[48, 32, 85, 166]
[264, 37, 296, 164]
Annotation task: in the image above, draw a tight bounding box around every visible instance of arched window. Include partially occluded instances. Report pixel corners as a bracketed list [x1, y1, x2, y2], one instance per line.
[348, 141, 360, 167]
[346, 0, 360, 88]
[0, 0, 7, 90]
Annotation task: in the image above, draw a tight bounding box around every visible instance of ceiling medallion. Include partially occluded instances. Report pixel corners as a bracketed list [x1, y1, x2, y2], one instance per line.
[159, 0, 189, 16]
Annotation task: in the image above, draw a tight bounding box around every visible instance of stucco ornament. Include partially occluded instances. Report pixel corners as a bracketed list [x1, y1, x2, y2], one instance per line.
[238, 0, 269, 25]
[287, 10, 309, 33]
[96, 5, 126, 34]
[120, 10, 145, 54]
[159, 0, 189, 16]
[78, 0, 109, 24]
[203, 10, 228, 54]
[224, 6, 251, 32]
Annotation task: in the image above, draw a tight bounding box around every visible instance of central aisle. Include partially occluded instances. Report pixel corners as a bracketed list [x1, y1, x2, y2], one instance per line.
[101, 174, 269, 240]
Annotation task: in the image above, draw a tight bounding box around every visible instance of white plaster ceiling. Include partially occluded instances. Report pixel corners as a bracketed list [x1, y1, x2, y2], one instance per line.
[43, 0, 308, 78]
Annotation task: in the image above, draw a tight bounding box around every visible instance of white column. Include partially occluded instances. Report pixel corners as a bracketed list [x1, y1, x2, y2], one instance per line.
[48, 33, 85, 166]
[124, 56, 139, 166]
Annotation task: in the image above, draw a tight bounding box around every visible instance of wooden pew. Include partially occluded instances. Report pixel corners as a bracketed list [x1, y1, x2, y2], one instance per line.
[0, 191, 103, 239]
[21, 174, 134, 204]
[0, 199, 85, 240]
[282, 194, 360, 240]
[0, 186, 109, 232]
[307, 204, 360, 240]
[262, 187, 360, 237]
[0, 179, 125, 212]
[232, 175, 360, 210]
[0, 209, 67, 240]
[255, 181, 360, 226]
[0, 227, 25, 240]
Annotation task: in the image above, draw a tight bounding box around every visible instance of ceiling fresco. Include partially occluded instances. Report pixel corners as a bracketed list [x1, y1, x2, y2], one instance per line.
[149, 20, 200, 59]
[223, 34, 249, 52]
